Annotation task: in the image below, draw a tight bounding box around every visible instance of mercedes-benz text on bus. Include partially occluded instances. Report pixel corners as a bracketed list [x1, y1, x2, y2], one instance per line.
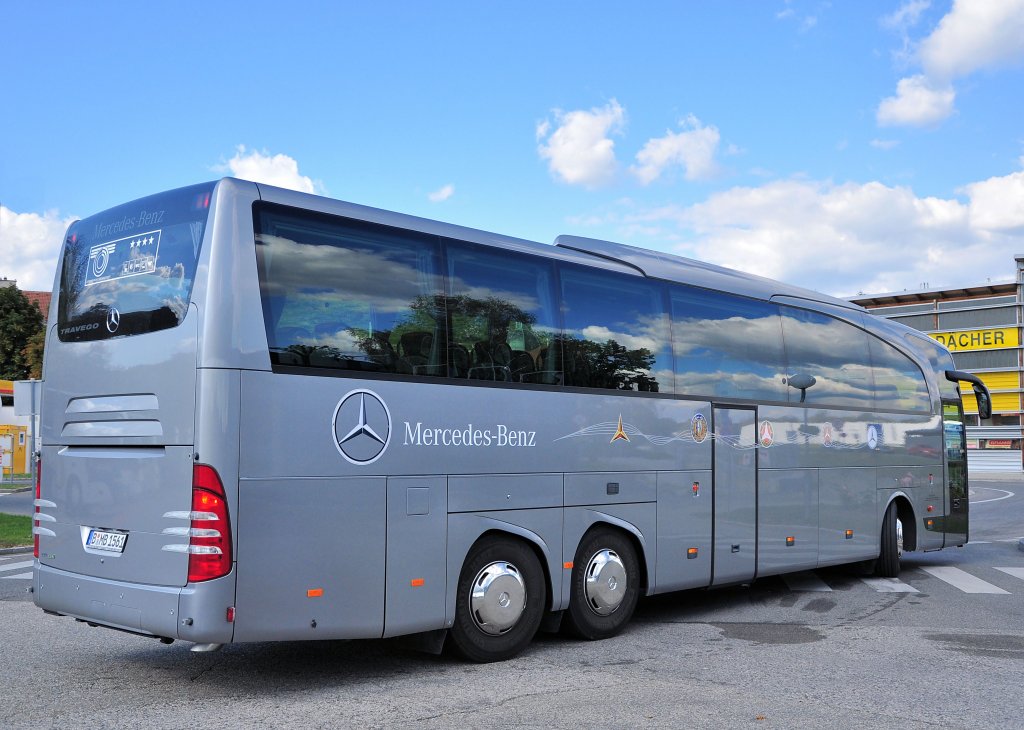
[33, 179, 991, 662]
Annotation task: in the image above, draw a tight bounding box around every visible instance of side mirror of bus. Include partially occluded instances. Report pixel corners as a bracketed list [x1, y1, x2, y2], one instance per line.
[945, 370, 992, 420]
[785, 373, 816, 403]
[974, 386, 992, 420]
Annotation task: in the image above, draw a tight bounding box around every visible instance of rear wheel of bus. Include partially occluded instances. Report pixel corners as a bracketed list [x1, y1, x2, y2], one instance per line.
[449, 535, 546, 663]
[564, 527, 640, 640]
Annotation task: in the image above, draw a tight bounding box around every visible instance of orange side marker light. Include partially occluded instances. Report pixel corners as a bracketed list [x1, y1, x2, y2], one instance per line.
[410, 578, 425, 587]
[307, 588, 324, 598]
[563, 562, 574, 570]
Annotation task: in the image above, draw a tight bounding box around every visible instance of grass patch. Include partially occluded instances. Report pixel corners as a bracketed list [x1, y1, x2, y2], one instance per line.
[0, 513, 32, 548]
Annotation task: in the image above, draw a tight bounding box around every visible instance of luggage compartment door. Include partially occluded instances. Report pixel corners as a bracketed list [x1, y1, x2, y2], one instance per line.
[712, 407, 757, 586]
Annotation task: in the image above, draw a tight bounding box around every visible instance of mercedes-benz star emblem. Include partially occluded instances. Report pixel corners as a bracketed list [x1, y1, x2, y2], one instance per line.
[332, 389, 392, 465]
[106, 307, 121, 333]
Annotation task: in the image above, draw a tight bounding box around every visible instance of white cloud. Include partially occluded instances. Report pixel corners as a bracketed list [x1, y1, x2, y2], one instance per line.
[631, 115, 721, 185]
[0, 206, 76, 291]
[878, 0, 1024, 126]
[579, 163, 1024, 297]
[881, 0, 930, 31]
[919, 0, 1024, 80]
[216, 145, 324, 194]
[869, 139, 901, 150]
[876, 74, 955, 126]
[536, 99, 625, 188]
[428, 184, 455, 203]
[962, 159, 1024, 231]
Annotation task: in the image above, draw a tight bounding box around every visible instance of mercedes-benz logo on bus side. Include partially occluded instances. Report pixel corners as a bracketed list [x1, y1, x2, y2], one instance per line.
[332, 389, 392, 465]
[106, 307, 121, 333]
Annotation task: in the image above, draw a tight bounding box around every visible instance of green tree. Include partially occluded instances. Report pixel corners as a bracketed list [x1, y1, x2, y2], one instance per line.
[0, 287, 44, 380]
[23, 327, 46, 380]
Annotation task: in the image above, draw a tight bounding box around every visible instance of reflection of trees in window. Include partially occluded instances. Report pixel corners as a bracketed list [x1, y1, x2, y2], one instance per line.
[560, 268, 669, 393]
[561, 335, 658, 391]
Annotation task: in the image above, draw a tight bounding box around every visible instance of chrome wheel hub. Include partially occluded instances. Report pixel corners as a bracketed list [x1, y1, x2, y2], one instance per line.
[470, 561, 527, 635]
[584, 549, 627, 616]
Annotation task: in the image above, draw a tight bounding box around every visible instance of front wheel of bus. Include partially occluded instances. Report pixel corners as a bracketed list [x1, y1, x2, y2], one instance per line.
[449, 536, 546, 663]
[565, 528, 640, 640]
[876, 502, 903, 578]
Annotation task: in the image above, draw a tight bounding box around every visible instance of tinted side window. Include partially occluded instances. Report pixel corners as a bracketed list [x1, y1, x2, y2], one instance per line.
[446, 243, 560, 385]
[671, 288, 787, 401]
[869, 336, 931, 411]
[780, 307, 874, 408]
[255, 205, 446, 377]
[559, 267, 671, 392]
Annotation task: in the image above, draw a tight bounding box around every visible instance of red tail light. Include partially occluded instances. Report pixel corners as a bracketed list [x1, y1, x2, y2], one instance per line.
[33, 456, 41, 559]
[187, 464, 232, 583]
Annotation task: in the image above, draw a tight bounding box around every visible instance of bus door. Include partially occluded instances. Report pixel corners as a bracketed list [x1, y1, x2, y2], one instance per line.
[712, 406, 757, 586]
[942, 400, 969, 545]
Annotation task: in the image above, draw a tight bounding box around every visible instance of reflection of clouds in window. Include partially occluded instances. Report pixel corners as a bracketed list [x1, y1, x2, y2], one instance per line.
[259, 235, 433, 315]
[673, 315, 782, 363]
[449, 278, 542, 315]
[780, 316, 870, 372]
[677, 370, 783, 398]
[580, 324, 663, 353]
[312, 327, 361, 351]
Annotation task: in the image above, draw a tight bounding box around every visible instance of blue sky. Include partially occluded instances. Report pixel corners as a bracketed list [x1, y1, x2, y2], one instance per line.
[2, 1, 1023, 297]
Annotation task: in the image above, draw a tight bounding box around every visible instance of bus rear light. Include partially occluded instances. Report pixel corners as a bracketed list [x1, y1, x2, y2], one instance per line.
[226, 607, 236, 623]
[161, 465, 233, 583]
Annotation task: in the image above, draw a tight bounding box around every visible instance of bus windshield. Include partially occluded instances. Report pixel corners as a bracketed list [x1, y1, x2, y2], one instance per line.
[57, 182, 215, 342]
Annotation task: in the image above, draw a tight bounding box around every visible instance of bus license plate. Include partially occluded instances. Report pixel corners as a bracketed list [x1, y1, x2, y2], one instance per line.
[86, 529, 128, 553]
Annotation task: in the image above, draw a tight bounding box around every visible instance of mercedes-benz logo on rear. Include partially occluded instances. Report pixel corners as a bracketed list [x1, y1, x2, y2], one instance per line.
[332, 389, 392, 465]
[106, 307, 121, 333]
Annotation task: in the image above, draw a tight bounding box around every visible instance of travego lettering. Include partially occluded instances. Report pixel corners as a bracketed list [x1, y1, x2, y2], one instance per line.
[403, 422, 536, 448]
[59, 323, 100, 336]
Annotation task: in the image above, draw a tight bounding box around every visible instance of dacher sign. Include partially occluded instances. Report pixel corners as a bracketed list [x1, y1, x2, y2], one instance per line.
[930, 327, 1018, 352]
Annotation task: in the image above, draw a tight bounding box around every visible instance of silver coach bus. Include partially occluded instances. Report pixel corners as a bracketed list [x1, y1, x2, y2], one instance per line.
[34, 178, 991, 662]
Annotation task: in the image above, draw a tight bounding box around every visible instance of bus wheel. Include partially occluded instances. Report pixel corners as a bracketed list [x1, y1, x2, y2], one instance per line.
[449, 536, 545, 663]
[876, 502, 903, 578]
[565, 528, 640, 640]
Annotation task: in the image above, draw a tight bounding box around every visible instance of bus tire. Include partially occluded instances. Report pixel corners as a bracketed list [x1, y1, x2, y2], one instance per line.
[564, 528, 640, 641]
[876, 502, 903, 578]
[449, 536, 545, 663]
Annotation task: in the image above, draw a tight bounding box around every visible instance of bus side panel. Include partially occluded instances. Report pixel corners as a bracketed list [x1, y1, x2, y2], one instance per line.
[232, 477, 386, 641]
[817, 467, 878, 567]
[446, 510, 562, 622]
[383, 476, 447, 638]
[758, 468, 819, 577]
[877, 466, 943, 551]
[654, 470, 712, 593]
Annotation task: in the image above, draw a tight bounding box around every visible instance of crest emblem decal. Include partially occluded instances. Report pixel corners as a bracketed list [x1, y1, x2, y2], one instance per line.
[691, 413, 708, 444]
[758, 420, 775, 448]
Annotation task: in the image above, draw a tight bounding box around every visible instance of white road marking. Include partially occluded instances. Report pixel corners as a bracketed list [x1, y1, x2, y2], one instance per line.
[860, 577, 919, 593]
[994, 567, 1024, 582]
[967, 541, 991, 544]
[921, 566, 1010, 594]
[0, 560, 33, 573]
[971, 489, 1015, 504]
[781, 571, 833, 592]
[0, 572, 31, 580]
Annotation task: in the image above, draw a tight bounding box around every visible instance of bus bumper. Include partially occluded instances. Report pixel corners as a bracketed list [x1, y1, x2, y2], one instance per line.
[34, 563, 236, 645]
